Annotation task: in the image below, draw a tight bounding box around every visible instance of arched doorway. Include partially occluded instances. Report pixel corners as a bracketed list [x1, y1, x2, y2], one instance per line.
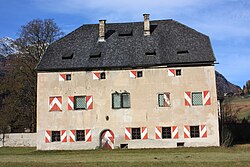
[100, 129, 115, 149]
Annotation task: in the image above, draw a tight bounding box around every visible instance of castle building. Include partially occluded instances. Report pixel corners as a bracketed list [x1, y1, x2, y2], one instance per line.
[36, 14, 219, 150]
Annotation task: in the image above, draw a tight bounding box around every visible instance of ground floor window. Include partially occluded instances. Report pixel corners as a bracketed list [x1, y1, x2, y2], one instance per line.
[190, 126, 200, 138]
[51, 131, 60, 142]
[162, 127, 171, 139]
[76, 130, 85, 141]
[132, 128, 141, 140]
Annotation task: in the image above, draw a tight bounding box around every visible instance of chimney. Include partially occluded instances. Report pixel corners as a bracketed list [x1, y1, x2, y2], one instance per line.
[98, 20, 106, 42]
[143, 14, 150, 36]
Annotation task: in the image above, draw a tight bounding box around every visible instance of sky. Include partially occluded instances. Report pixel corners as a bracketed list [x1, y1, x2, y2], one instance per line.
[0, 0, 249, 87]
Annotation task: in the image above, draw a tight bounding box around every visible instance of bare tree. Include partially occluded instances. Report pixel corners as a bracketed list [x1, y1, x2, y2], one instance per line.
[220, 97, 238, 147]
[0, 19, 64, 132]
[15, 19, 64, 61]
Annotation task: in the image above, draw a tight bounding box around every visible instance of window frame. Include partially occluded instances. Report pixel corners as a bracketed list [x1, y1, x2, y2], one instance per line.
[190, 126, 200, 138]
[51, 131, 61, 142]
[192, 92, 203, 106]
[158, 94, 165, 107]
[176, 69, 181, 76]
[131, 128, 141, 140]
[74, 96, 87, 110]
[66, 74, 71, 81]
[136, 71, 143, 78]
[112, 92, 130, 109]
[158, 92, 170, 107]
[162, 127, 172, 139]
[76, 130, 85, 141]
[100, 72, 106, 79]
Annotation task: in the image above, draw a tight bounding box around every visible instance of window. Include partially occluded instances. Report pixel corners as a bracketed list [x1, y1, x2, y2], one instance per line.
[158, 94, 164, 107]
[100, 72, 106, 79]
[132, 128, 141, 140]
[51, 131, 60, 142]
[137, 71, 143, 78]
[176, 69, 181, 76]
[112, 93, 130, 109]
[76, 130, 85, 141]
[66, 74, 71, 81]
[177, 50, 189, 54]
[190, 126, 200, 138]
[158, 93, 170, 107]
[162, 127, 171, 139]
[192, 92, 203, 106]
[74, 96, 86, 110]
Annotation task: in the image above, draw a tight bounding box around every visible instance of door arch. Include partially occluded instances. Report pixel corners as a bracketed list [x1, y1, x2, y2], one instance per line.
[100, 129, 115, 149]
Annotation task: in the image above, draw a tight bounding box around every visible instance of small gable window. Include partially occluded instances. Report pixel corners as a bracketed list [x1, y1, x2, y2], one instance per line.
[66, 74, 71, 81]
[137, 71, 143, 78]
[100, 72, 106, 79]
[176, 69, 181, 76]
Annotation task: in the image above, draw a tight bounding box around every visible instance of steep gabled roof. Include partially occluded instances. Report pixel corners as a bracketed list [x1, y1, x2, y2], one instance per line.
[36, 19, 216, 71]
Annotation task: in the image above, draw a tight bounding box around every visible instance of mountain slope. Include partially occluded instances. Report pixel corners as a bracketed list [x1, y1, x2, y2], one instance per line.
[216, 70, 241, 98]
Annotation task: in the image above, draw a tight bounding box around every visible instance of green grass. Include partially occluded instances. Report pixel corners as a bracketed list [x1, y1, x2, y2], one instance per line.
[0, 145, 250, 167]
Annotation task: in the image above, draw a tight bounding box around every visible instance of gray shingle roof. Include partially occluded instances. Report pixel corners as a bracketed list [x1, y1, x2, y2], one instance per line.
[36, 19, 216, 71]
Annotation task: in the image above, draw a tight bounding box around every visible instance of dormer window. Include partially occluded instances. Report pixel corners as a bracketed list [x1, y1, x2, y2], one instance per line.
[118, 29, 133, 36]
[90, 51, 101, 58]
[177, 50, 189, 54]
[145, 49, 156, 56]
[62, 52, 74, 59]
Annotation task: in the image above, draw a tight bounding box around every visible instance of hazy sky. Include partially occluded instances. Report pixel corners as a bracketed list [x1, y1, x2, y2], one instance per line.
[0, 0, 249, 87]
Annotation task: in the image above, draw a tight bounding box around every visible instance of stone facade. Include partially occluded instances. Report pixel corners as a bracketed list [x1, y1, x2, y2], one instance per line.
[37, 66, 219, 150]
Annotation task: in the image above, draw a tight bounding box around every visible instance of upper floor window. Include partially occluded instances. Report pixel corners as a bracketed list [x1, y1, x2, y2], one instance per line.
[66, 74, 71, 81]
[74, 96, 86, 110]
[100, 72, 106, 79]
[137, 71, 143, 78]
[112, 92, 130, 109]
[176, 69, 181, 76]
[158, 93, 170, 107]
[130, 70, 143, 78]
[192, 92, 203, 106]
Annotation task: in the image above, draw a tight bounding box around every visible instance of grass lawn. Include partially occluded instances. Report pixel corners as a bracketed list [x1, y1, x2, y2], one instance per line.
[0, 145, 249, 167]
